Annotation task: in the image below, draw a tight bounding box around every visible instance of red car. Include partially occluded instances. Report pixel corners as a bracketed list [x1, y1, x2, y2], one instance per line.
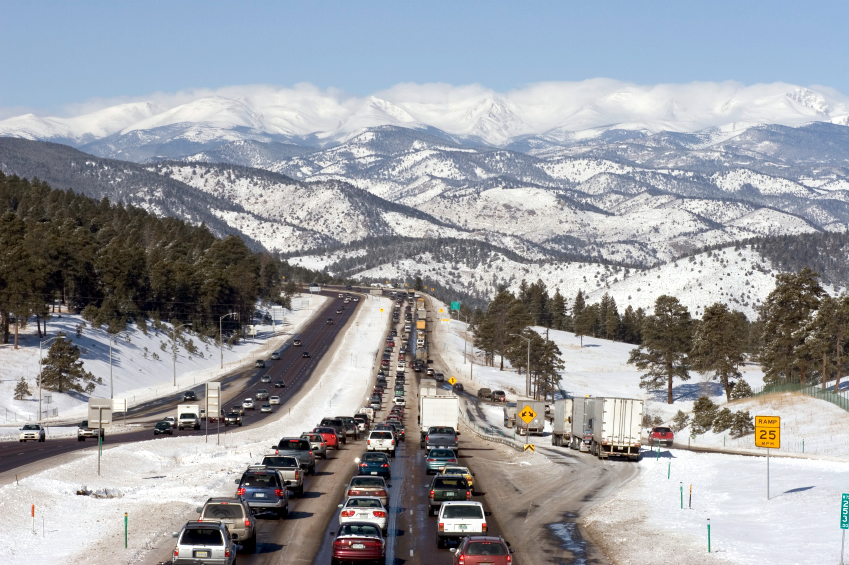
[313, 427, 340, 450]
[649, 426, 674, 447]
[451, 536, 513, 564]
[332, 522, 385, 563]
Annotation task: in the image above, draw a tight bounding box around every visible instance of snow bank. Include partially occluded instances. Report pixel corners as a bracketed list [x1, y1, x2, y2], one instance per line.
[0, 294, 327, 426]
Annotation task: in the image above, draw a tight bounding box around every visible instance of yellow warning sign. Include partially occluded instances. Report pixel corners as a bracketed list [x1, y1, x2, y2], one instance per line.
[448, 376, 457, 385]
[523, 444, 535, 452]
[754, 415, 780, 449]
[519, 405, 537, 425]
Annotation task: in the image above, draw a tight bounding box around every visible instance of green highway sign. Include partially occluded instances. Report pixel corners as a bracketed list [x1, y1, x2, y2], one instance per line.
[450, 301, 461, 310]
[842, 493, 849, 529]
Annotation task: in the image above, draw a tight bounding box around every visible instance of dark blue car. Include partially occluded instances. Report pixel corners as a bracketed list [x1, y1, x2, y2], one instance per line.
[357, 451, 391, 478]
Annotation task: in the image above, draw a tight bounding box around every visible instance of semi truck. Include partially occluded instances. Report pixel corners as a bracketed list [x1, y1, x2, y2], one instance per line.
[418, 395, 459, 444]
[569, 397, 594, 451]
[587, 397, 643, 460]
[550, 398, 574, 446]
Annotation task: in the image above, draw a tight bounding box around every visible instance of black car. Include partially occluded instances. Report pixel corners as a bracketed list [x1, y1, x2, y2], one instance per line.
[154, 421, 173, 435]
[453, 382, 465, 392]
[293, 339, 302, 346]
[274, 380, 286, 388]
[255, 359, 266, 368]
[302, 351, 311, 358]
[224, 412, 242, 426]
[327, 318, 334, 325]
[183, 391, 197, 401]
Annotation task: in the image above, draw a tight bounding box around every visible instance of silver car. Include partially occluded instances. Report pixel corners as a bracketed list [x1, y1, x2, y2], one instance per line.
[196, 498, 256, 553]
[300, 432, 328, 459]
[172, 520, 238, 564]
[242, 398, 254, 410]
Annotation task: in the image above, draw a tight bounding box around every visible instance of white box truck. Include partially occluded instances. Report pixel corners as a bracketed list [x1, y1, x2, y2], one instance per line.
[570, 397, 594, 452]
[588, 397, 643, 460]
[177, 404, 201, 430]
[419, 378, 438, 399]
[551, 398, 574, 446]
[418, 395, 459, 444]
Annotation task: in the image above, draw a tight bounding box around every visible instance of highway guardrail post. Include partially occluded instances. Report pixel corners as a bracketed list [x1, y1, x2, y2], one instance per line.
[707, 518, 711, 552]
[125, 512, 128, 548]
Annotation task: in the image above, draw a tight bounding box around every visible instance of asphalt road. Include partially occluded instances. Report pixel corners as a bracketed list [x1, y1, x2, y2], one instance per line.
[0, 291, 361, 475]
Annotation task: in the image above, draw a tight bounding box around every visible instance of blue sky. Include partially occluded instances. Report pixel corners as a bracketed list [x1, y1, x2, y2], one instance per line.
[1, 0, 847, 115]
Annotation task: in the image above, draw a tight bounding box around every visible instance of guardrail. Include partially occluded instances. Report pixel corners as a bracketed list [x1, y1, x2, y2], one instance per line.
[458, 410, 525, 452]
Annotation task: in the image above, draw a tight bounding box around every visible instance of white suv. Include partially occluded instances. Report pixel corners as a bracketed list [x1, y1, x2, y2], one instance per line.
[437, 502, 487, 549]
[367, 430, 396, 458]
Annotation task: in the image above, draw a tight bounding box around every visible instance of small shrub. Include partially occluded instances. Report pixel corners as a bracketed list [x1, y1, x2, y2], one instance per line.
[671, 410, 690, 432]
[712, 408, 734, 433]
[731, 379, 753, 399]
[730, 410, 754, 438]
[691, 396, 719, 434]
[652, 415, 663, 426]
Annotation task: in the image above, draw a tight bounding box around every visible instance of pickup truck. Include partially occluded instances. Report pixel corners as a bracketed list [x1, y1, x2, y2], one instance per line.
[77, 421, 105, 442]
[259, 454, 305, 497]
[649, 426, 674, 447]
[428, 475, 471, 515]
[425, 426, 459, 454]
[272, 437, 316, 475]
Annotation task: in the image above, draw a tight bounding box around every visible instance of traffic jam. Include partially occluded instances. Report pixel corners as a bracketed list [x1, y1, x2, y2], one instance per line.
[167, 290, 514, 565]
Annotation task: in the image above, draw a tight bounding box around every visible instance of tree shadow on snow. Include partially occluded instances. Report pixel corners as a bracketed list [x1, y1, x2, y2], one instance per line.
[648, 382, 724, 403]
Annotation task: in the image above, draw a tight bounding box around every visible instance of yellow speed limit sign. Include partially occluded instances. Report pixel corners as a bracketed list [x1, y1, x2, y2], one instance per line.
[755, 415, 780, 448]
[448, 376, 457, 386]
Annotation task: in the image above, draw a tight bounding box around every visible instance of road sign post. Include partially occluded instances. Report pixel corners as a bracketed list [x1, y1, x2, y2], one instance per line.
[519, 405, 537, 448]
[754, 415, 780, 499]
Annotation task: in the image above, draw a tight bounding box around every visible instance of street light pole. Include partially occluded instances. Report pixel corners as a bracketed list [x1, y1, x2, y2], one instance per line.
[511, 333, 532, 398]
[171, 323, 192, 387]
[220, 313, 238, 369]
[38, 336, 60, 422]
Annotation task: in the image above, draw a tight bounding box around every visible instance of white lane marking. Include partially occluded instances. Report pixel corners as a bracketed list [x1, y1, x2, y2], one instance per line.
[410, 550, 414, 556]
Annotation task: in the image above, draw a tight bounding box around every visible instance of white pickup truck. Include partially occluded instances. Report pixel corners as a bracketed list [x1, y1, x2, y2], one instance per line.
[436, 501, 487, 549]
[77, 420, 105, 442]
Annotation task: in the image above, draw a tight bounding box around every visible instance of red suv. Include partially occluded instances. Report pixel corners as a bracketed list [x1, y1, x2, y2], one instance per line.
[451, 536, 513, 564]
[313, 427, 340, 450]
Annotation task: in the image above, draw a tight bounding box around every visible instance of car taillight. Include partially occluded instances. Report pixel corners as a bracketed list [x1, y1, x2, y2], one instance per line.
[438, 522, 444, 532]
[507, 554, 512, 563]
[382, 464, 388, 468]
[428, 458, 436, 462]
[482, 522, 487, 532]
[429, 490, 435, 499]
[225, 548, 230, 557]
[360, 463, 368, 467]
[426, 435, 429, 442]
[173, 548, 179, 557]
[340, 510, 355, 517]
[376, 490, 386, 496]
[275, 489, 284, 497]
[368, 440, 371, 444]
[466, 490, 471, 499]
[373, 510, 386, 517]
[244, 519, 251, 527]
[236, 487, 245, 495]
[295, 470, 300, 480]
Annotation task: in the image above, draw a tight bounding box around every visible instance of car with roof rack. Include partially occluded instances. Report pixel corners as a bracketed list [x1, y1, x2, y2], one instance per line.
[171, 520, 238, 564]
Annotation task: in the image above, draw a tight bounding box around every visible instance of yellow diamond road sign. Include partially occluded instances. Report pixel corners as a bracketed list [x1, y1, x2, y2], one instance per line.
[519, 405, 537, 425]
[448, 376, 457, 386]
[523, 444, 535, 452]
[755, 415, 780, 449]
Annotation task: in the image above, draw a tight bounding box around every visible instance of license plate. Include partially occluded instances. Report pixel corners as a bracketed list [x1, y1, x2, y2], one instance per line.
[458, 524, 468, 530]
[358, 513, 369, 518]
[352, 543, 365, 549]
[446, 492, 455, 496]
[194, 550, 210, 558]
[371, 471, 378, 475]
[254, 493, 266, 498]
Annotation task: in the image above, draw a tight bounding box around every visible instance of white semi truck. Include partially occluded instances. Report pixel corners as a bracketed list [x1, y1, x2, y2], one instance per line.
[586, 397, 643, 460]
[550, 398, 574, 446]
[418, 395, 459, 445]
[569, 397, 594, 451]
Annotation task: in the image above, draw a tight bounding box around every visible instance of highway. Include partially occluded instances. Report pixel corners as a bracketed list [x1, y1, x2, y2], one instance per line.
[0, 291, 360, 475]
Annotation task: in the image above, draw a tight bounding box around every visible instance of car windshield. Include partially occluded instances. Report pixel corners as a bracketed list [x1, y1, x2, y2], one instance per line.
[314, 428, 335, 434]
[155, 422, 170, 429]
[434, 477, 467, 488]
[443, 505, 484, 519]
[181, 528, 224, 546]
[654, 427, 672, 433]
[179, 413, 195, 419]
[466, 541, 508, 556]
[226, 413, 238, 418]
[204, 504, 244, 519]
[280, 440, 308, 450]
[362, 452, 387, 462]
[347, 498, 383, 508]
[430, 449, 455, 458]
[338, 523, 381, 538]
[350, 477, 384, 488]
[494, 390, 505, 395]
[430, 427, 454, 434]
[241, 473, 277, 487]
[262, 456, 298, 467]
[22, 424, 40, 430]
[372, 432, 393, 439]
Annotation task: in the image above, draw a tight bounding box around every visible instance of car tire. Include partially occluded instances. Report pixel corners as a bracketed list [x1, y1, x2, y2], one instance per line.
[19, 439, 23, 443]
[436, 537, 445, 549]
[239, 422, 243, 427]
[310, 465, 316, 476]
[243, 533, 257, 553]
[194, 425, 200, 430]
[78, 437, 83, 442]
[297, 486, 304, 497]
[40, 436, 45, 442]
[391, 450, 396, 458]
[279, 506, 288, 519]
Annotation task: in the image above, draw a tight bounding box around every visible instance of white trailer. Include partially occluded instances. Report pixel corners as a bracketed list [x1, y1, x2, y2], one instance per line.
[569, 397, 594, 452]
[177, 403, 201, 430]
[418, 395, 459, 444]
[588, 397, 643, 460]
[551, 398, 574, 446]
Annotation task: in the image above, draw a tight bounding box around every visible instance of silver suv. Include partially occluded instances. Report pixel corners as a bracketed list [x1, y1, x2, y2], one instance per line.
[172, 520, 238, 564]
[196, 498, 256, 553]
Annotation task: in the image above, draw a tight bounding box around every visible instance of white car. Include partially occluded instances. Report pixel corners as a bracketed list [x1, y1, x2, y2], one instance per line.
[163, 416, 177, 428]
[243, 398, 255, 410]
[260, 404, 272, 413]
[269, 396, 281, 405]
[338, 496, 388, 533]
[437, 502, 487, 548]
[393, 397, 406, 407]
[19, 424, 45, 442]
[353, 297, 359, 302]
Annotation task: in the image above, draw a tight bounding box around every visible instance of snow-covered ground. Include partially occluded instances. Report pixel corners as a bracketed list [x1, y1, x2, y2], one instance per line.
[0, 294, 327, 426]
[585, 449, 848, 565]
[0, 294, 391, 565]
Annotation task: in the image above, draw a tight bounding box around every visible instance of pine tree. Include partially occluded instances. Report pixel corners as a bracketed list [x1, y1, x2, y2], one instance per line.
[414, 276, 423, 291]
[628, 295, 693, 404]
[671, 410, 690, 432]
[604, 296, 620, 341]
[760, 268, 823, 385]
[621, 305, 642, 344]
[730, 410, 754, 437]
[730, 379, 753, 399]
[691, 303, 746, 401]
[13, 377, 30, 400]
[550, 289, 567, 331]
[691, 396, 718, 434]
[40, 332, 101, 393]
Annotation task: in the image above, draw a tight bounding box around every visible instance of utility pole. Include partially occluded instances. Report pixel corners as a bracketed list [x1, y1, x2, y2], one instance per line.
[219, 313, 238, 368]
